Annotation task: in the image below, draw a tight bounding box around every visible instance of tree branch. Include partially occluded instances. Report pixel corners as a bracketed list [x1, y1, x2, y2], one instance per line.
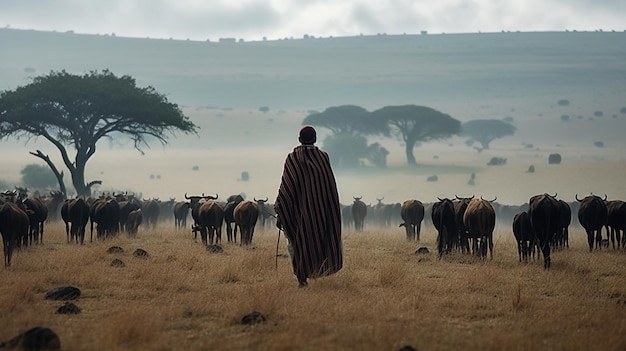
[29, 149, 67, 196]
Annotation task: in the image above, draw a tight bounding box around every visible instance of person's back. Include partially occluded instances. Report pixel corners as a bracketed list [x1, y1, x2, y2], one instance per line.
[274, 126, 343, 287]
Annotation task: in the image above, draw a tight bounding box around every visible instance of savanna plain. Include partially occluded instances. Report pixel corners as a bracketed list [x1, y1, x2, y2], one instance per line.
[1, 219, 625, 351]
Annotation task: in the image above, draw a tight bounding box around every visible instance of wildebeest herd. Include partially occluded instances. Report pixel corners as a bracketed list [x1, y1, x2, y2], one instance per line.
[1, 187, 625, 269]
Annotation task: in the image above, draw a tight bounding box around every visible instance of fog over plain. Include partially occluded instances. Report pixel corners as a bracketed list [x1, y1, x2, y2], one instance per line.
[1, 29, 625, 208]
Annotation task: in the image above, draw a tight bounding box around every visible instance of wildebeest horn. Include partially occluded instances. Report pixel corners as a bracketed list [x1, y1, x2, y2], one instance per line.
[353, 196, 361, 200]
[575, 193, 582, 202]
[185, 193, 190, 199]
[437, 197, 444, 201]
[204, 193, 218, 200]
[604, 194, 608, 201]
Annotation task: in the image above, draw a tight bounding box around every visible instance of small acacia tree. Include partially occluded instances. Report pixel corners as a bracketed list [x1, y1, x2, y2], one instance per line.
[0, 70, 198, 197]
[372, 105, 460, 165]
[461, 119, 516, 150]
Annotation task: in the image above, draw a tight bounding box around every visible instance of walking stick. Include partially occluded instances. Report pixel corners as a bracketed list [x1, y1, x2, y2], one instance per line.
[275, 228, 281, 271]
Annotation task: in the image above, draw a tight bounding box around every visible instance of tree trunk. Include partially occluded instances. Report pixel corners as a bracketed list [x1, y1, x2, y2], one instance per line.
[405, 140, 417, 165]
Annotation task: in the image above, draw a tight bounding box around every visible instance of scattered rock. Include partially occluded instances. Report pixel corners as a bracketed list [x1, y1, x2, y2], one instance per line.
[110, 258, 125, 267]
[426, 175, 438, 182]
[548, 153, 561, 164]
[487, 157, 506, 166]
[206, 245, 223, 253]
[398, 345, 417, 351]
[44, 286, 81, 301]
[0, 326, 61, 350]
[133, 248, 149, 258]
[56, 302, 81, 314]
[241, 311, 266, 325]
[527, 165, 535, 173]
[107, 246, 124, 254]
[416, 247, 430, 254]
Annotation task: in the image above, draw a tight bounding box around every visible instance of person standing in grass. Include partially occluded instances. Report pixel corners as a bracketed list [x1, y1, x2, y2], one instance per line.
[275, 126, 343, 287]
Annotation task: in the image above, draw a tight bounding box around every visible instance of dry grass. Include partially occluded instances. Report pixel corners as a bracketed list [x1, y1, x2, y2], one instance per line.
[1, 221, 625, 351]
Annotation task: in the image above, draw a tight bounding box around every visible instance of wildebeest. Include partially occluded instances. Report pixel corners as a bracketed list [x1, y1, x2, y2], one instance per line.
[16, 188, 48, 245]
[351, 197, 367, 231]
[234, 200, 260, 245]
[512, 211, 533, 262]
[224, 194, 244, 242]
[556, 199, 572, 249]
[89, 196, 120, 241]
[142, 199, 160, 229]
[431, 197, 457, 257]
[605, 199, 626, 249]
[0, 202, 30, 266]
[117, 197, 141, 233]
[173, 201, 190, 229]
[126, 209, 143, 236]
[61, 198, 90, 244]
[197, 199, 224, 246]
[576, 193, 608, 252]
[254, 197, 272, 228]
[463, 197, 496, 259]
[186, 193, 217, 234]
[528, 193, 561, 268]
[454, 195, 474, 253]
[399, 199, 424, 241]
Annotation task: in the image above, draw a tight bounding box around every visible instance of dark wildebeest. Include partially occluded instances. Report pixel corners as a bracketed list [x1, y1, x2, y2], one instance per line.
[186, 193, 217, 233]
[142, 199, 160, 229]
[512, 211, 533, 262]
[61, 198, 90, 244]
[463, 197, 496, 259]
[528, 193, 561, 268]
[454, 195, 474, 254]
[555, 199, 572, 249]
[254, 197, 270, 228]
[89, 196, 120, 241]
[126, 209, 143, 236]
[605, 199, 626, 249]
[197, 200, 224, 246]
[399, 199, 425, 241]
[234, 200, 260, 246]
[224, 194, 244, 243]
[117, 197, 141, 233]
[431, 197, 457, 258]
[351, 197, 367, 231]
[16, 189, 48, 246]
[0, 202, 30, 266]
[576, 194, 608, 252]
[173, 201, 190, 229]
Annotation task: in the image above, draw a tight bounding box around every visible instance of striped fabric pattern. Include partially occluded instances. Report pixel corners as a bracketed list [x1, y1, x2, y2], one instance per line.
[275, 145, 343, 280]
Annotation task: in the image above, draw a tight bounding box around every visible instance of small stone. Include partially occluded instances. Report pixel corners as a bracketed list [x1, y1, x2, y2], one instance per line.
[241, 311, 266, 325]
[133, 248, 149, 258]
[44, 286, 81, 301]
[56, 302, 81, 314]
[110, 258, 125, 267]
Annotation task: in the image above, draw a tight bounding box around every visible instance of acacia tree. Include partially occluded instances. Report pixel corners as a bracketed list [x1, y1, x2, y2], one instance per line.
[302, 105, 387, 135]
[302, 105, 388, 168]
[461, 119, 516, 150]
[372, 105, 461, 165]
[0, 70, 198, 197]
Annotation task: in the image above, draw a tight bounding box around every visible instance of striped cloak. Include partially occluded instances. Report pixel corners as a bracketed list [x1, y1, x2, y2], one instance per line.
[275, 145, 343, 280]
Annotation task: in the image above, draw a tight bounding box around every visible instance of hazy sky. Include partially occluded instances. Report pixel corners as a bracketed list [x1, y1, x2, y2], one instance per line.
[1, 0, 624, 41]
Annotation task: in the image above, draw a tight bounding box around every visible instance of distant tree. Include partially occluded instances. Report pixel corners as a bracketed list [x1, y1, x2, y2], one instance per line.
[371, 105, 460, 165]
[20, 164, 56, 189]
[302, 105, 387, 135]
[620, 107, 626, 114]
[0, 70, 198, 197]
[461, 119, 516, 150]
[258, 106, 270, 113]
[557, 99, 570, 106]
[322, 133, 368, 168]
[365, 143, 389, 168]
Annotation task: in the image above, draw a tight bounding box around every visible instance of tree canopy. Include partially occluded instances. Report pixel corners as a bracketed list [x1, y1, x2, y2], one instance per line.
[461, 119, 516, 150]
[0, 70, 198, 196]
[302, 105, 387, 135]
[371, 105, 460, 164]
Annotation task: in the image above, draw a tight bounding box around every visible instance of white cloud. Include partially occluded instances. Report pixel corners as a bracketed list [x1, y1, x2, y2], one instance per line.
[0, 0, 624, 41]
